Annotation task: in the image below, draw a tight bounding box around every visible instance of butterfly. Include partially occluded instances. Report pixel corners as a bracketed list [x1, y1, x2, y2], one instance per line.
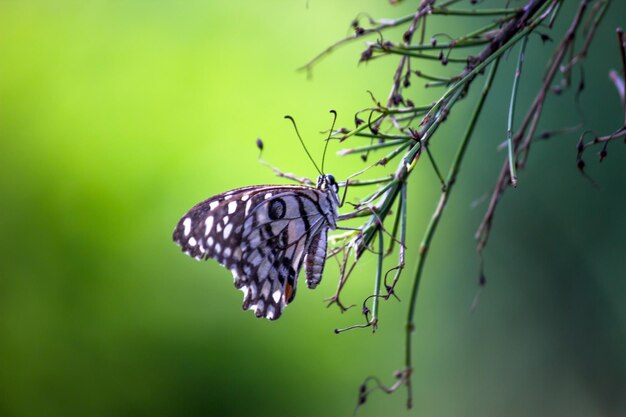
[172, 174, 340, 320]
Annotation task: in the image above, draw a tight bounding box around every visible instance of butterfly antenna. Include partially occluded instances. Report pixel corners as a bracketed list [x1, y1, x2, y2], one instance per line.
[284, 115, 322, 176]
[321, 110, 337, 174]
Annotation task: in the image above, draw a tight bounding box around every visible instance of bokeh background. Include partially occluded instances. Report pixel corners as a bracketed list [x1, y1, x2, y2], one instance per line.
[1, 1, 625, 416]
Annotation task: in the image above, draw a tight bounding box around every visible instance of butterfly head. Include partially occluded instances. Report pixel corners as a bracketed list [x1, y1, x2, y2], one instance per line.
[317, 174, 340, 204]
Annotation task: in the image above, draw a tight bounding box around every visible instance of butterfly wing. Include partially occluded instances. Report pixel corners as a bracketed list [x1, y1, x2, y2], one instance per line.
[173, 185, 262, 264]
[173, 185, 331, 320]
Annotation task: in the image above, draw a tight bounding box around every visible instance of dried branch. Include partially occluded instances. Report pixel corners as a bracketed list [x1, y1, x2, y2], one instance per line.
[288, 0, 621, 410]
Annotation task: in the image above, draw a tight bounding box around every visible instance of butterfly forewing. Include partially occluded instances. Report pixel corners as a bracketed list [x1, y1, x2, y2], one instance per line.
[172, 185, 260, 265]
[173, 178, 338, 320]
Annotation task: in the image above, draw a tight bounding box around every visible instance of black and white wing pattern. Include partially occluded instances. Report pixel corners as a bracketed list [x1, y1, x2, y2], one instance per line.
[173, 175, 340, 320]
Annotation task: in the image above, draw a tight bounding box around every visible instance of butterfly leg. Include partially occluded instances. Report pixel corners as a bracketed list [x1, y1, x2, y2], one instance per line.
[339, 179, 350, 207]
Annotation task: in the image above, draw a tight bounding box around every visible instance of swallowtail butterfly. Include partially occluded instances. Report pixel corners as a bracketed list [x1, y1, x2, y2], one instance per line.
[173, 174, 340, 320]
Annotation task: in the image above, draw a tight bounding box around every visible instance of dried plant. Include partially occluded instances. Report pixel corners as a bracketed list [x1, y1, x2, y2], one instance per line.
[272, 0, 624, 410]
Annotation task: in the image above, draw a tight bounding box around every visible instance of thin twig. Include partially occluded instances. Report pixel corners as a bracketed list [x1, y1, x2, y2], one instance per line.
[506, 35, 529, 187]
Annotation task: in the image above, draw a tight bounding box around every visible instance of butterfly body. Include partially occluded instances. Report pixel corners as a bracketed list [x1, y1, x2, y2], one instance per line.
[173, 174, 339, 320]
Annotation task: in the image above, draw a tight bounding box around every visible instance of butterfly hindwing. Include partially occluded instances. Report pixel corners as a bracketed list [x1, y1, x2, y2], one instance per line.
[234, 190, 330, 319]
[173, 181, 338, 320]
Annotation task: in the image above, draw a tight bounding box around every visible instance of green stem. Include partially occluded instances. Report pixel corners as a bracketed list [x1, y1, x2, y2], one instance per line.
[399, 39, 490, 52]
[432, 7, 521, 16]
[371, 229, 384, 331]
[377, 46, 469, 63]
[506, 35, 529, 187]
[404, 58, 500, 407]
[353, 132, 412, 140]
[338, 138, 409, 155]
[340, 175, 393, 188]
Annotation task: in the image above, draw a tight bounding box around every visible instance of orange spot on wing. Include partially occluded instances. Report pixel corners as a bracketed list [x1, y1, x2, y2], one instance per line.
[285, 282, 294, 303]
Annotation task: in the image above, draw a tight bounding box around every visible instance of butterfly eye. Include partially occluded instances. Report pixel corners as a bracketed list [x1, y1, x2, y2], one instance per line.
[326, 174, 339, 193]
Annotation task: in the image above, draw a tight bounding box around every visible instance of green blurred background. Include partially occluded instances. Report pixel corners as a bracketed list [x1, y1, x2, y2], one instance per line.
[1, 1, 625, 416]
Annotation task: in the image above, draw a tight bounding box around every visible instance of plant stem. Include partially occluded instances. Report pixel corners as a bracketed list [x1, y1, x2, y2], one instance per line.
[506, 35, 529, 187]
[371, 229, 384, 331]
[338, 138, 409, 155]
[431, 7, 521, 17]
[404, 58, 500, 408]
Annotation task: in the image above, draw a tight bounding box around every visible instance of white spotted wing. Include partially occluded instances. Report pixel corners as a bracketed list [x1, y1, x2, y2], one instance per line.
[173, 175, 340, 320]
